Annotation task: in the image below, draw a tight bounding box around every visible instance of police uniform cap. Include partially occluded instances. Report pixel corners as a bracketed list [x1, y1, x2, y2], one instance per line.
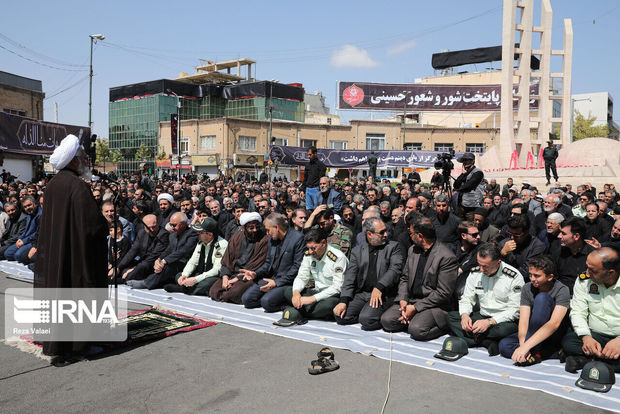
[434, 336, 468, 361]
[575, 361, 615, 393]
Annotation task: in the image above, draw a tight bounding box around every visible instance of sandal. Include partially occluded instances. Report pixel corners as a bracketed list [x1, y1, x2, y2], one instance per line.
[308, 356, 340, 375]
[317, 347, 335, 360]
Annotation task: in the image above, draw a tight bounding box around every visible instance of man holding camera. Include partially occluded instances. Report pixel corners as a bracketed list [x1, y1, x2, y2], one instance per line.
[453, 152, 485, 216]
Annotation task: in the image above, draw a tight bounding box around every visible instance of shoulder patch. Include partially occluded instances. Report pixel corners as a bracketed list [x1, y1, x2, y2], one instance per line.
[335, 266, 344, 273]
[215, 251, 222, 258]
[215, 242, 220, 249]
[579, 272, 590, 281]
[589, 283, 599, 295]
[513, 285, 522, 293]
[327, 251, 337, 262]
[502, 267, 517, 278]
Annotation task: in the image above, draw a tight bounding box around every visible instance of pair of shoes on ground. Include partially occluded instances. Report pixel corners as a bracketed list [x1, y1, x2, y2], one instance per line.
[308, 347, 339, 375]
[126, 279, 147, 289]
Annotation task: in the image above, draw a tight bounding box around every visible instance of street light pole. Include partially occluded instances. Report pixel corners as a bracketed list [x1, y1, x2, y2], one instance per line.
[88, 34, 105, 130]
[167, 89, 182, 181]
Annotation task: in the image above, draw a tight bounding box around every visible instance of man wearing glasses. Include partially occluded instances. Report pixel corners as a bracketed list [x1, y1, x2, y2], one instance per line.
[572, 192, 593, 218]
[334, 218, 403, 331]
[498, 214, 546, 281]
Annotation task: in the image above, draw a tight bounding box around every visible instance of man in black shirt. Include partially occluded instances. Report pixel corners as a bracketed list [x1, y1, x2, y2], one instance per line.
[552, 217, 594, 294]
[302, 146, 326, 210]
[542, 140, 559, 185]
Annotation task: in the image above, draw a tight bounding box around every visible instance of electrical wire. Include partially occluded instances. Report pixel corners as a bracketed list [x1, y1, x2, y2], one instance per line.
[0, 32, 89, 68]
[44, 75, 90, 100]
[380, 332, 393, 414]
[0, 43, 87, 72]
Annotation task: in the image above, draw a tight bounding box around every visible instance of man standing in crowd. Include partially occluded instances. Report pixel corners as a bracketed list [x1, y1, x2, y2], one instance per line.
[241, 213, 305, 312]
[334, 218, 403, 331]
[368, 150, 378, 181]
[543, 140, 559, 185]
[34, 134, 109, 364]
[302, 146, 327, 210]
[453, 152, 484, 216]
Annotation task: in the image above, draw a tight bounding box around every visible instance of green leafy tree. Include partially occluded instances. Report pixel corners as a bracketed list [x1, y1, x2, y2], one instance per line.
[573, 110, 609, 141]
[135, 143, 152, 161]
[95, 138, 123, 163]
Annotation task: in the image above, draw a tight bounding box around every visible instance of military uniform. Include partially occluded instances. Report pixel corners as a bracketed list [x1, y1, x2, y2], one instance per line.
[283, 245, 348, 320]
[561, 273, 620, 372]
[447, 262, 524, 347]
[327, 222, 353, 257]
[172, 237, 228, 295]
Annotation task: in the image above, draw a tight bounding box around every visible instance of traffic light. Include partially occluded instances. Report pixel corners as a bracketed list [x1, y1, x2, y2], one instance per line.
[171, 114, 178, 155]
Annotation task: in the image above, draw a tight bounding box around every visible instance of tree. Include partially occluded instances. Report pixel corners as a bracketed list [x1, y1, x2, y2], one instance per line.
[156, 146, 168, 160]
[95, 138, 123, 163]
[573, 110, 609, 141]
[135, 143, 152, 161]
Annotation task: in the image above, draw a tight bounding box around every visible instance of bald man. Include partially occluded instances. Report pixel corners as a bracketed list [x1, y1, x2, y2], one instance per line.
[128, 212, 198, 289]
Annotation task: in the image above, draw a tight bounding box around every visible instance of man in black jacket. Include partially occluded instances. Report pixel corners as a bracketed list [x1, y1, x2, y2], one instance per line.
[303, 146, 326, 210]
[115, 214, 169, 282]
[543, 140, 559, 185]
[334, 217, 403, 330]
[128, 212, 198, 289]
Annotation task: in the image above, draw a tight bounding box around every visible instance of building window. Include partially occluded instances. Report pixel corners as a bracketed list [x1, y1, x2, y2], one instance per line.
[199, 135, 216, 151]
[329, 141, 347, 150]
[465, 143, 485, 153]
[404, 142, 422, 150]
[434, 143, 454, 152]
[272, 138, 288, 146]
[180, 137, 190, 154]
[301, 139, 317, 148]
[3, 108, 26, 117]
[239, 135, 257, 151]
[366, 133, 385, 150]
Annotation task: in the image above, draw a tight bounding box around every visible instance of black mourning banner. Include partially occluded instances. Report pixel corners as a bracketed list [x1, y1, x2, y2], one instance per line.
[0, 112, 90, 155]
[338, 81, 539, 111]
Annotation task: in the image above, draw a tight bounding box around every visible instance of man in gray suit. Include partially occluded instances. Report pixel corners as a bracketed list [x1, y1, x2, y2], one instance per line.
[381, 217, 458, 341]
[333, 217, 404, 330]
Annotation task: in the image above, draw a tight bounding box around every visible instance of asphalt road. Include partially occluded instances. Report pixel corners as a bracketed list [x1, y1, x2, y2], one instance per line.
[0, 275, 610, 414]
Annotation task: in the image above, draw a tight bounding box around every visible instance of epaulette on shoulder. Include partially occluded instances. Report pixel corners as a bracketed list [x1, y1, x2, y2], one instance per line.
[327, 250, 337, 262]
[578, 272, 590, 281]
[215, 242, 220, 249]
[471, 266, 480, 272]
[502, 267, 517, 278]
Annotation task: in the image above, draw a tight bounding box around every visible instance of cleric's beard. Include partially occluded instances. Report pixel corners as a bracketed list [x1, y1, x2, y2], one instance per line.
[80, 162, 93, 180]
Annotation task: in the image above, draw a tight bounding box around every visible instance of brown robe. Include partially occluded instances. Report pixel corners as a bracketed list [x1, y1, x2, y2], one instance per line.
[35, 169, 109, 356]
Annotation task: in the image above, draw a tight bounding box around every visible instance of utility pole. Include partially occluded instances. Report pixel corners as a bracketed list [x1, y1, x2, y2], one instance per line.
[167, 89, 182, 181]
[88, 34, 105, 130]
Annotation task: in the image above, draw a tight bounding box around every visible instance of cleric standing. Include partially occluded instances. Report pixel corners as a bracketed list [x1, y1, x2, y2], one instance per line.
[34, 134, 109, 361]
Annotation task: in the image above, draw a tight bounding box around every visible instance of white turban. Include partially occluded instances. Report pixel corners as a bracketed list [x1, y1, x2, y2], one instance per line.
[157, 193, 174, 204]
[50, 134, 80, 170]
[240, 212, 262, 226]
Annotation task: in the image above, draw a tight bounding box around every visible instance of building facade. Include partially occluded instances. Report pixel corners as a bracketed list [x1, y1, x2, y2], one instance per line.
[0, 71, 45, 181]
[572, 92, 618, 140]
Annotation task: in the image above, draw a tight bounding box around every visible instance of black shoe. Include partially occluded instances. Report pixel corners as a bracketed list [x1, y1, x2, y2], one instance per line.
[565, 355, 588, 373]
[164, 284, 185, 293]
[481, 339, 499, 356]
[516, 351, 542, 367]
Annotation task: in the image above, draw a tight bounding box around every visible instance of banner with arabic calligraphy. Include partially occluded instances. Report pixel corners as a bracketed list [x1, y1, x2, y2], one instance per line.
[338, 81, 539, 111]
[269, 145, 465, 168]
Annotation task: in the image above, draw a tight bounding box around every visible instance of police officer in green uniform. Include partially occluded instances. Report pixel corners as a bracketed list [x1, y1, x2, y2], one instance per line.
[276, 228, 348, 325]
[163, 218, 228, 295]
[561, 247, 620, 373]
[306, 207, 353, 257]
[446, 243, 524, 355]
